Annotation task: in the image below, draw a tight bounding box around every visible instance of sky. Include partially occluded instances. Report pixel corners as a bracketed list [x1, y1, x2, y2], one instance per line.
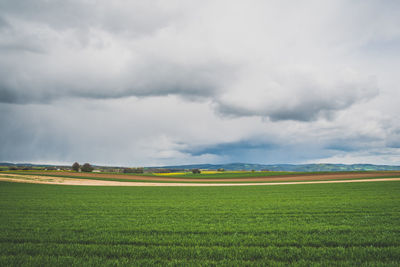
[1, 0, 400, 167]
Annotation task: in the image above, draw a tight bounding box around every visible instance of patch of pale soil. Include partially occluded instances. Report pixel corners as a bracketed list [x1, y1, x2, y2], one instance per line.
[1, 173, 400, 186]
[17, 171, 400, 182]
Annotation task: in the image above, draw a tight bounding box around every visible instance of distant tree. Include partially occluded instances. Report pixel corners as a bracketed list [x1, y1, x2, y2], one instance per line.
[192, 168, 201, 174]
[135, 168, 144, 174]
[81, 163, 94, 172]
[9, 166, 18, 171]
[72, 162, 80, 172]
[122, 168, 132, 173]
[217, 168, 225, 172]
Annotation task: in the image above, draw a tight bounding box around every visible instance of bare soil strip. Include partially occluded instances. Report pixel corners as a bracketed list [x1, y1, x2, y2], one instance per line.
[1, 173, 400, 186]
[7, 171, 400, 182]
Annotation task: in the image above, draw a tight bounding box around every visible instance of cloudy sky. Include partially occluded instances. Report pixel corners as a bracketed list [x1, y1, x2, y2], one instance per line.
[1, 0, 400, 166]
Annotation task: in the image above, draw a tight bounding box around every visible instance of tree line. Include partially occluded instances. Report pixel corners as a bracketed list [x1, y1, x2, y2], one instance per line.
[72, 162, 94, 172]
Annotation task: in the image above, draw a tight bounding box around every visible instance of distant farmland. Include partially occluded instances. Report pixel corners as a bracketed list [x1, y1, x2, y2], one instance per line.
[1, 179, 400, 265]
[3, 170, 400, 183]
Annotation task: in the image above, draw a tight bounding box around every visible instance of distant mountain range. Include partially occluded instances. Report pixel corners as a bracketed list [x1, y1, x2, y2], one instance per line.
[156, 163, 400, 172]
[2, 162, 400, 172]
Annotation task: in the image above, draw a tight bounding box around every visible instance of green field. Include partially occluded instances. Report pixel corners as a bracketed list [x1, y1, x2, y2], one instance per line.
[2, 170, 302, 179]
[1, 181, 400, 266]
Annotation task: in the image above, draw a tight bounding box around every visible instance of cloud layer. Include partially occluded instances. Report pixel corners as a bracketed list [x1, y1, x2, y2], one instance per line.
[1, 1, 400, 165]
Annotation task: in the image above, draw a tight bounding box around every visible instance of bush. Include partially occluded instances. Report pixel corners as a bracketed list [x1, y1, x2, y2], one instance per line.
[192, 169, 201, 174]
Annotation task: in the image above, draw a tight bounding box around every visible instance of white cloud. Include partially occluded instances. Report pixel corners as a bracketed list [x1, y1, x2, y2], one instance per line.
[0, 1, 400, 165]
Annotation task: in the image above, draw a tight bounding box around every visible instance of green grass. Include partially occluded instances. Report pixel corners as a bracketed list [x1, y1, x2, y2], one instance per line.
[0, 181, 400, 266]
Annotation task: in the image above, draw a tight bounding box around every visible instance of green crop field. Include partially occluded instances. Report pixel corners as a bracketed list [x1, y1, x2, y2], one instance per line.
[2, 170, 303, 179]
[1, 181, 400, 266]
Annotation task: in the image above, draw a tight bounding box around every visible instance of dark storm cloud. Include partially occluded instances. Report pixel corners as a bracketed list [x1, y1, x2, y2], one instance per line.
[0, 16, 9, 28]
[215, 88, 377, 122]
[0, 0, 177, 34]
[385, 129, 400, 148]
[325, 135, 381, 152]
[215, 101, 341, 122]
[0, 1, 230, 104]
[0, 104, 72, 162]
[0, 0, 384, 122]
[182, 139, 333, 164]
[215, 72, 379, 121]
[0, 57, 229, 104]
[184, 140, 277, 157]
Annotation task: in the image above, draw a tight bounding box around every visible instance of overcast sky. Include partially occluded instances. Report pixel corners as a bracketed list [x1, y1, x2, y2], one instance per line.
[1, 0, 400, 166]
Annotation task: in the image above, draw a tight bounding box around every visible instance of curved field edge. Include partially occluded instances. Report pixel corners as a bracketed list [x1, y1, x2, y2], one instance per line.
[2, 170, 300, 179]
[6, 170, 400, 179]
[0, 181, 399, 265]
[2, 171, 400, 184]
[1, 174, 400, 187]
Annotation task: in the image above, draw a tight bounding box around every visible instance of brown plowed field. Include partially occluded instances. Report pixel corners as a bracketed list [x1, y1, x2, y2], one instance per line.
[1, 173, 400, 186]
[14, 171, 400, 182]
